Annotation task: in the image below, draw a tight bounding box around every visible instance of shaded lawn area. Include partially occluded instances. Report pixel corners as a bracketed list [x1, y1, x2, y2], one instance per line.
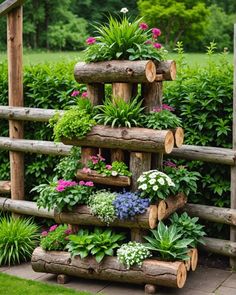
[0, 272, 93, 295]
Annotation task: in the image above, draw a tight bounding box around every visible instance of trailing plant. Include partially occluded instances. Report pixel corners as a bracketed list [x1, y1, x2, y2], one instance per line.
[144, 221, 193, 261]
[94, 96, 144, 128]
[137, 170, 175, 202]
[170, 212, 206, 248]
[163, 165, 201, 197]
[51, 107, 96, 142]
[0, 216, 39, 265]
[113, 192, 149, 220]
[33, 178, 94, 212]
[89, 190, 117, 225]
[84, 13, 166, 62]
[143, 109, 182, 130]
[40, 224, 72, 251]
[67, 228, 125, 263]
[117, 241, 151, 269]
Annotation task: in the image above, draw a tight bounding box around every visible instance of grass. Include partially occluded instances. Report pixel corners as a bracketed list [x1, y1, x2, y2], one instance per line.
[0, 272, 93, 295]
[0, 50, 233, 66]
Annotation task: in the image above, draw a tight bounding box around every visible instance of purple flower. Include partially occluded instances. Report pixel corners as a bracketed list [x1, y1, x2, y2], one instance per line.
[139, 22, 148, 30]
[41, 231, 48, 237]
[152, 28, 161, 38]
[86, 37, 96, 45]
[64, 229, 73, 235]
[153, 43, 162, 49]
[163, 160, 177, 167]
[49, 225, 58, 232]
[71, 90, 80, 97]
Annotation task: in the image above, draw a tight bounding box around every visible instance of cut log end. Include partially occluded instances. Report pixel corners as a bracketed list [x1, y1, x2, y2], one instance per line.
[144, 284, 157, 294]
[157, 201, 167, 222]
[169, 61, 177, 81]
[164, 131, 174, 154]
[174, 127, 184, 148]
[145, 61, 157, 83]
[177, 262, 187, 288]
[190, 248, 198, 271]
[149, 204, 159, 229]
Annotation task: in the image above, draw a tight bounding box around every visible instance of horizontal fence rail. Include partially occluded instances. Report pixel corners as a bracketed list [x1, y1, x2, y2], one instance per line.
[0, 0, 24, 16]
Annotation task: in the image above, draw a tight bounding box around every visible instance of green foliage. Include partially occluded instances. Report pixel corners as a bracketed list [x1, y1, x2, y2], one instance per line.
[95, 96, 144, 128]
[117, 241, 151, 269]
[143, 110, 182, 130]
[40, 225, 70, 251]
[144, 221, 193, 261]
[163, 166, 200, 197]
[104, 161, 132, 177]
[0, 217, 39, 265]
[67, 228, 125, 263]
[89, 190, 117, 224]
[170, 213, 206, 248]
[51, 108, 96, 142]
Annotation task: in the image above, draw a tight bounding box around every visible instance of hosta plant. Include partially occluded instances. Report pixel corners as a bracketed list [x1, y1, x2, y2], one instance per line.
[170, 212, 206, 248]
[94, 96, 144, 128]
[0, 217, 39, 265]
[144, 221, 193, 261]
[66, 229, 92, 259]
[40, 224, 72, 251]
[137, 170, 175, 202]
[117, 241, 151, 269]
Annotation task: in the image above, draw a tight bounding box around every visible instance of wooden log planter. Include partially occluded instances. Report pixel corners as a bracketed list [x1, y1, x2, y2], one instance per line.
[31, 247, 187, 289]
[76, 169, 131, 187]
[62, 126, 174, 154]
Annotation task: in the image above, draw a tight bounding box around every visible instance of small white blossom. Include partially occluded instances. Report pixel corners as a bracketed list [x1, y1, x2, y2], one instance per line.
[140, 184, 147, 190]
[153, 185, 159, 191]
[137, 176, 145, 182]
[157, 178, 165, 185]
[111, 171, 118, 176]
[120, 7, 128, 13]
[149, 179, 156, 185]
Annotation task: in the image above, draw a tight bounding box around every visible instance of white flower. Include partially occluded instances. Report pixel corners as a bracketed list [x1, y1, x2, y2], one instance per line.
[111, 171, 118, 176]
[157, 178, 165, 185]
[149, 179, 156, 185]
[149, 173, 157, 179]
[137, 176, 145, 183]
[120, 7, 128, 13]
[140, 184, 147, 190]
[153, 185, 159, 191]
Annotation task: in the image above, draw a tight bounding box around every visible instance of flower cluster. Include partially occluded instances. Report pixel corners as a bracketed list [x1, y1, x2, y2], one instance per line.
[152, 104, 175, 112]
[137, 170, 175, 202]
[71, 90, 88, 98]
[113, 192, 149, 220]
[117, 241, 151, 269]
[78, 180, 94, 187]
[140, 25, 162, 49]
[56, 179, 77, 192]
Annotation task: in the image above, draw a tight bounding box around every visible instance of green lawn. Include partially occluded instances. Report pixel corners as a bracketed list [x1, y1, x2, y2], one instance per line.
[0, 50, 233, 66]
[0, 272, 93, 295]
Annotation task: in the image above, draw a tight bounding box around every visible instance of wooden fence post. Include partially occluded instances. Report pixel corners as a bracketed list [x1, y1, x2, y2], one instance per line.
[7, 5, 24, 206]
[230, 24, 236, 269]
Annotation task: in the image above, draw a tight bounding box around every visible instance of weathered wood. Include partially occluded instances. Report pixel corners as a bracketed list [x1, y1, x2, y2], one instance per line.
[112, 83, 138, 102]
[87, 83, 104, 106]
[0, 0, 24, 16]
[110, 149, 125, 162]
[0, 181, 11, 193]
[80, 147, 97, 167]
[184, 251, 191, 271]
[173, 127, 184, 148]
[149, 204, 159, 229]
[74, 60, 156, 83]
[155, 60, 176, 81]
[7, 5, 24, 203]
[144, 284, 157, 294]
[190, 248, 198, 271]
[130, 152, 151, 192]
[201, 237, 236, 257]
[183, 203, 236, 226]
[171, 145, 236, 165]
[158, 193, 187, 221]
[76, 169, 131, 187]
[0, 137, 72, 156]
[130, 228, 143, 243]
[141, 82, 162, 113]
[63, 126, 174, 154]
[31, 247, 187, 288]
[57, 274, 70, 284]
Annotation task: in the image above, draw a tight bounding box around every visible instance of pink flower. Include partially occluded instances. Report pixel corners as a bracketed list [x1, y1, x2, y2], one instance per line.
[79, 180, 85, 186]
[152, 106, 161, 112]
[64, 229, 73, 235]
[71, 90, 80, 97]
[85, 181, 94, 187]
[41, 231, 48, 237]
[162, 104, 175, 112]
[153, 43, 162, 49]
[86, 37, 96, 45]
[49, 225, 58, 232]
[92, 159, 98, 164]
[81, 91, 88, 97]
[139, 22, 148, 30]
[82, 167, 91, 174]
[56, 185, 65, 192]
[106, 164, 112, 170]
[152, 28, 161, 38]
[145, 40, 152, 45]
[97, 154, 105, 161]
[163, 160, 177, 168]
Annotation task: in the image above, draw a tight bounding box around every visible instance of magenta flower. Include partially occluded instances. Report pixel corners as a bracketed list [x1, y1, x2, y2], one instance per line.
[92, 159, 98, 164]
[163, 160, 177, 168]
[81, 91, 88, 97]
[162, 104, 175, 112]
[139, 22, 148, 30]
[153, 43, 162, 49]
[49, 225, 58, 232]
[82, 167, 92, 174]
[41, 231, 48, 237]
[71, 90, 80, 97]
[56, 185, 65, 192]
[64, 229, 73, 235]
[145, 40, 152, 45]
[79, 180, 85, 186]
[86, 37, 96, 45]
[85, 181, 94, 187]
[152, 28, 161, 38]
[106, 164, 112, 170]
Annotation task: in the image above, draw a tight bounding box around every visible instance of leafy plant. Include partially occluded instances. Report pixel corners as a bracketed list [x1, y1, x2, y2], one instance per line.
[144, 221, 193, 261]
[89, 190, 117, 224]
[113, 192, 149, 220]
[87, 154, 106, 174]
[143, 109, 182, 130]
[0, 216, 39, 265]
[163, 165, 201, 196]
[117, 241, 151, 269]
[94, 96, 144, 128]
[40, 224, 72, 251]
[137, 170, 175, 202]
[66, 229, 92, 259]
[103, 161, 132, 177]
[170, 212, 206, 247]
[51, 107, 96, 142]
[34, 178, 94, 212]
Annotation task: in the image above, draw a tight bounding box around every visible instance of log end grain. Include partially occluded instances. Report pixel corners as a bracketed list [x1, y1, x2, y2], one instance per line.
[148, 205, 159, 229]
[164, 131, 174, 154]
[145, 61, 157, 83]
[190, 248, 198, 271]
[174, 127, 184, 148]
[177, 262, 187, 288]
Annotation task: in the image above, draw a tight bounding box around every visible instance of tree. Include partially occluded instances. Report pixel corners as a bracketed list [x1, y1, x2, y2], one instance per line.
[137, 0, 209, 49]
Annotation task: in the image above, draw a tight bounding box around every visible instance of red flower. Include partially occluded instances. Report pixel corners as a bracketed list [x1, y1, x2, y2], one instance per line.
[152, 28, 161, 38]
